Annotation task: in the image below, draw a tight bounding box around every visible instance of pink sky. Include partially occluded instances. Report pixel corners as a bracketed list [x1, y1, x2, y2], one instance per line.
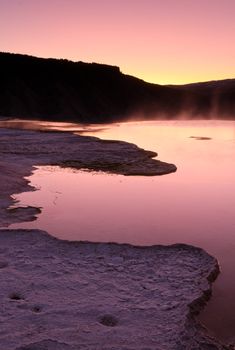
[1, 0, 235, 84]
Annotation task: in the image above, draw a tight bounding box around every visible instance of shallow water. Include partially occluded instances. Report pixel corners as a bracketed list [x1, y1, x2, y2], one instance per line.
[7, 120, 235, 343]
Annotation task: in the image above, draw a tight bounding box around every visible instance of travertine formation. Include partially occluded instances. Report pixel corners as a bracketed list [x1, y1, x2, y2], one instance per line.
[0, 229, 227, 350]
[0, 127, 229, 349]
[0, 127, 176, 226]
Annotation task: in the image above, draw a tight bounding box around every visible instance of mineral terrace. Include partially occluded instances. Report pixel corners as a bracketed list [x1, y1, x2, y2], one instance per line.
[0, 126, 229, 349]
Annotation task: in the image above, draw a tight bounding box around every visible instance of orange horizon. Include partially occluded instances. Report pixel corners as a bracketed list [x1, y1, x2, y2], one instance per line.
[3, 50, 235, 86]
[1, 0, 235, 85]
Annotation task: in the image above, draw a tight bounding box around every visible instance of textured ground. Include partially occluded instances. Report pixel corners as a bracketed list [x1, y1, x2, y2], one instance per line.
[0, 126, 229, 349]
[0, 127, 176, 226]
[0, 229, 227, 350]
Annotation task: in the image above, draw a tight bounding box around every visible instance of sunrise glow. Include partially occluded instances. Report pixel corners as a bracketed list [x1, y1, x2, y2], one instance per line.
[1, 0, 235, 84]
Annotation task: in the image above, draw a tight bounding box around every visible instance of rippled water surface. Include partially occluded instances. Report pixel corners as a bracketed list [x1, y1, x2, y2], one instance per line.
[7, 119, 235, 343]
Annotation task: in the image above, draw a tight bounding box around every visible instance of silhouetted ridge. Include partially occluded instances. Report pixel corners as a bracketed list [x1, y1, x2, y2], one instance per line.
[168, 80, 235, 117]
[0, 52, 235, 122]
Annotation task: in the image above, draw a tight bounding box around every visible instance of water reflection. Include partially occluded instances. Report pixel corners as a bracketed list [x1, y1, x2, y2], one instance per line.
[7, 120, 235, 343]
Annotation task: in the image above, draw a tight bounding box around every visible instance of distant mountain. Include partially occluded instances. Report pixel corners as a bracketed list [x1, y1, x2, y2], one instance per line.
[0, 52, 234, 122]
[168, 79, 235, 117]
[171, 79, 235, 90]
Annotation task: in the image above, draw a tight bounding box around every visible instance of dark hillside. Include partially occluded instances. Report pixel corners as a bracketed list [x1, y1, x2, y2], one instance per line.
[168, 79, 235, 118]
[0, 52, 235, 122]
[0, 52, 184, 122]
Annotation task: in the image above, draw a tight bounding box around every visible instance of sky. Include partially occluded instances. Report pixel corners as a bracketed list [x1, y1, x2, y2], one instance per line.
[0, 0, 234, 85]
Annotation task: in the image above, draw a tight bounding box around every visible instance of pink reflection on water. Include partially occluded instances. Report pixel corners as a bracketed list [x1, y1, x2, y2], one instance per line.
[9, 120, 235, 343]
